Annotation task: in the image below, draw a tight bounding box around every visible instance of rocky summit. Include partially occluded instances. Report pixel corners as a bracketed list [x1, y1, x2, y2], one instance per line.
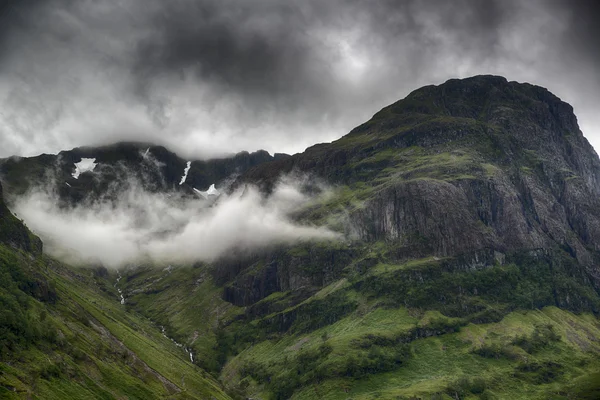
[1, 75, 600, 399]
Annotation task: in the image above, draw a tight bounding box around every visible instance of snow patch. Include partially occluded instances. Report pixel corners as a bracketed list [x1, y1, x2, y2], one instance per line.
[179, 161, 191, 185]
[193, 184, 220, 199]
[72, 158, 97, 179]
[206, 183, 219, 196]
[65, 182, 71, 187]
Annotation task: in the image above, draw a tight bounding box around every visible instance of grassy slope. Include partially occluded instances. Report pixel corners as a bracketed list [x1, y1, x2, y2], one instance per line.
[299, 133, 503, 230]
[0, 245, 230, 400]
[118, 253, 600, 400]
[225, 302, 600, 400]
[215, 250, 600, 400]
[10, 132, 598, 399]
[119, 265, 242, 374]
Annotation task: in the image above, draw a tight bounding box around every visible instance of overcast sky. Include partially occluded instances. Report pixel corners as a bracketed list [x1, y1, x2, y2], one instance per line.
[0, 0, 598, 159]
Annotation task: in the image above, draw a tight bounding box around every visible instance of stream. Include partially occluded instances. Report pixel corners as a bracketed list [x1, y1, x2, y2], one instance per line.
[114, 270, 125, 305]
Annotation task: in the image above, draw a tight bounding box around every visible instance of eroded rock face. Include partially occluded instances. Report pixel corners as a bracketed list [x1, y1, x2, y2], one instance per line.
[217, 245, 355, 306]
[3, 75, 600, 305]
[350, 169, 600, 266]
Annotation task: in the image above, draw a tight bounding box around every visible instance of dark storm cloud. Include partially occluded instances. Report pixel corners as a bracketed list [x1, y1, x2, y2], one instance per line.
[0, 0, 599, 159]
[0, 0, 42, 60]
[561, 0, 600, 54]
[131, 0, 513, 115]
[134, 1, 318, 99]
[126, 0, 522, 150]
[555, 0, 600, 86]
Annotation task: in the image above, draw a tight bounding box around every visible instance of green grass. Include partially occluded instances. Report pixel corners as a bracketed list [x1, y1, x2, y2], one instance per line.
[223, 304, 600, 400]
[53, 279, 228, 398]
[106, 239, 600, 399]
[370, 256, 443, 275]
[120, 264, 244, 373]
[0, 246, 231, 399]
[187, 243, 600, 399]
[100, 239, 600, 400]
[3, 75, 600, 400]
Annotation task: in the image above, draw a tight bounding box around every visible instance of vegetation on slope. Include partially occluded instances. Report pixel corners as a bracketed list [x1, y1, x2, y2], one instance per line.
[0, 243, 230, 399]
[115, 241, 600, 399]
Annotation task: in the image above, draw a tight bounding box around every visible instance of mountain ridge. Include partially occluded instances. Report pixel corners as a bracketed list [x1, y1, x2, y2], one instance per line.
[0, 181, 42, 254]
[0, 141, 290, 206]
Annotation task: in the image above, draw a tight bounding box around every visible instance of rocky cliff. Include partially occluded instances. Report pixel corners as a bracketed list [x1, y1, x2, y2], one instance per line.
[3, 76, 599, 305]
[238, 75, 600, 289]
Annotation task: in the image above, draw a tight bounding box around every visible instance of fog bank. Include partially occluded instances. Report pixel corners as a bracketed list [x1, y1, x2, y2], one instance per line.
[15, 178, 338, 268]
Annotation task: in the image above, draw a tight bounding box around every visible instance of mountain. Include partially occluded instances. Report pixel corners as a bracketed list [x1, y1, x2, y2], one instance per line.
[0, 142, 289, 205]
[1, 75, 600, 399]
[243, 75, 600, 280]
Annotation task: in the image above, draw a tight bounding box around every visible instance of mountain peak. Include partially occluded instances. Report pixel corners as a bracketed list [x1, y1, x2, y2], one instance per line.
[376, 75, 576, 130]
[1, 76, 600, 399]
[0, 141, 288, 204]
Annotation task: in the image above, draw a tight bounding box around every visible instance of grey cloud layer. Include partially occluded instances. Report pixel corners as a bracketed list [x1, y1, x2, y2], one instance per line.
[0, 0, 598, 158]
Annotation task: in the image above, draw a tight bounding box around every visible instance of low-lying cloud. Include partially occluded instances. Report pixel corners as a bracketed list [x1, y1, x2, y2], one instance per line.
[14, 177, 339, 268]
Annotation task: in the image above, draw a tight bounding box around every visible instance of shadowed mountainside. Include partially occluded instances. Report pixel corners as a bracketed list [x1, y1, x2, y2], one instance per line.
[112, 76, 600, 399]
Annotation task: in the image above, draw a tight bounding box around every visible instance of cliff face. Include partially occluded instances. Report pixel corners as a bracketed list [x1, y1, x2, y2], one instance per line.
[240, 75, 600, 287]
[354, 77, 600, 269]
[0, 181, 42, 254]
